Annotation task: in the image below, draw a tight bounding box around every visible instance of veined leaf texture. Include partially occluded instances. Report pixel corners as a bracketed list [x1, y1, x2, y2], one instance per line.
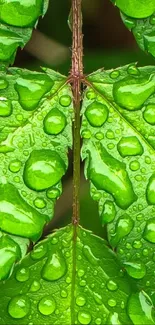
[0, 0, 155, 325]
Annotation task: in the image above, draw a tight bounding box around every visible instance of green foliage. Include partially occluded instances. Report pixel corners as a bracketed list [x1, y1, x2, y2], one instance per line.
[0, 0, 155, 324]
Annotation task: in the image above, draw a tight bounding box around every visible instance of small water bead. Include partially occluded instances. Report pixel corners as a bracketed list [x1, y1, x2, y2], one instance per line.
[9, 160, 21, 173]
[46, 187, 60, 199]
[108, 312, 121, 325]
[0, 78, 8, 89]
[81, 129, 92, 139]
[107, 143, 115, 150]
[85, 101, 108, 127]
[145, 156, 151, 164]
[16, 267, 29, 282]
[0, 97, 12, 117]
[66, 276, 71, 284]
[83, 245, 98, 265]
[117, 136, 143, 157]
[133, 240, 142, 249]
[78, 311, 92, 325]
[107, 280, 118, 291]
[92, 192, 101, 201]
[76, 295, 86, 307]
[59, 95, 71, 107]
[95, 318, 102, 325]
[34, 198, 46, 209]
[42, 251, 67, 281]
[143, 218, 155, 243]
[86, 90, 97, 100]
[108, 299, 116, 307]
[113, 75, 155, 111]
[124, 261, 146, 279]
[8, 295, 30, 319]
[143, 104, 155, 125]
[127, 65, 140, 76]
[23, 149, 66, 191]
[31, 243, 47, 260]
[106, 130, 115, 139]
[78, 269, 85, 277]
[43, 108, 66, 135]
[61, 290, 68, 298]
[129, 160, 140, 171]
[95, 132, 104, 140]
[38, 296, 56, 316]
[80, 279, 86, 287]
[29, 280, 41, 292]
[110, 70, 120, 79]
[127, 291, 155, 325]
[143, 249, 149, 256]
[111, 214, 134, 246]
[101, 200, 116, 224]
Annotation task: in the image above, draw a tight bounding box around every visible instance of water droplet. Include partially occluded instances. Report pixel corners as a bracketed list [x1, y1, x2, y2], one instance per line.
[0, 183, 46, 241]
[101, 200, 116, 224]
[43, 108, 66, 135]
[79, 279, 86, 287]
[110, 70, 120, 79]
[76, 295, 86, 307]
[129, 160, 140, 171]
[133, 240, 142, 249]
[143, 218, 155, 243]
[42, 251, 67, 281]
[16, 267, 29, 282]
[95, 318, 102, 325]
[117, 136, 143, 157]
[29, 280, 41, 292]
[93, 292, 102, 305]
[78, 269, 85, 277]
[0, 78, 8, 89]
[34, 198, 46, 209]
[88, 142, 137, 209]
[0, 0, 43, 27]
[23, 149, 66, 191]
[83, 245, 98, 265]
[143, 104, 155, 125]
[95, 132, 104, 140]
[107, 312, 121, 324]
[124, 261, 146, 279]
[15, 73, 53, 111]
[78, 311, 92, 325]
[46, 187, 60, 199]
[86, 90, 97, 100]
[8, 295, 30, 319]
[113, 75, 155, 110]
[31, 243, 47, 260]
[127, 291, 155, 324]
[107, 280, 118, 291]
[59, 95, 71, 107]
[61, 289, 68, 298]
[111, 214, 134, 246]
[38, 295, 56, 316]
[0, 97, 12, 117]
[128, 65, 140, 76]
[150, 15, 155, 25]
[85, 101, 108, 127]
[108, 299, 116, 307]
[92, 192, 101, 201]
[106, 130, 115, 139]
[81, 129, 92, 139]
[146, 174, 155, 205]
[9, 160, 21, 173]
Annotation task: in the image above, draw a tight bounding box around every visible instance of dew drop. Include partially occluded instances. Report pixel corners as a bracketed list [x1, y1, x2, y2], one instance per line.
[46, 188, 60, 199]
[29, 280, 41, 292]
[59, 95, 71, 107]
[143, 218, 155, 243]
[111, 214, 134, 246]
[85, 101, 108, 127]
[108, 299, 116, 307]
[31, 243, 47, 260]
[127, 291, 154, 324]
[127, 65, 140, 76]
[101, 200, 116, 224]
[143, 104, 155, 125]
[110, 70, 120, 79]
[124, 261, 146, 279]
[16, 267, 29, 282]
[107, 280, 118, 291]
[95, 132, 104, 140]
[129, 160, 140, 171]
[95, 318, 102, 325]
[93, 292, 102, 305]
[78, 311, 92, 325]
[146, 174, 155, 205]
[38, 296, 56, 316]
[117, 136, 143, 157]
[0, 97, 12, 117]
[86, 90, 97, 100]
[83, 245, 98, 265]
[43, 108, 66, 135]
[9, 160, 21, 173]
[0, 235, 21, 280]
[108, 312, 121, 324]
[23, 150, 66, 191]
[81, 129, 92, 139]
[34, 197, 46, 209]
[76, 295, 86, 307]
[0, 78, 8, 89]
[61, 289, 68, 298]
[8, 295, 30, 319]
[42, 251, 67, 281]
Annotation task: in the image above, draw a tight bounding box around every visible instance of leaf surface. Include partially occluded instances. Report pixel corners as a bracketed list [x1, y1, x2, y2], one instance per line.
[0, 67, 72, 280]
[81, 64, 155, 301]
[0, 226, 134, 325]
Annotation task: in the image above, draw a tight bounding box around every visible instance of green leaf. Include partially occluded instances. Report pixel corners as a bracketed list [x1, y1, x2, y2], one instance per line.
[0, 226, 134, 325]
[0, 0, 49, 64]
[0, 67, 73, 280]
[111, 0, 155, 58]
[81, 63, 155, 301]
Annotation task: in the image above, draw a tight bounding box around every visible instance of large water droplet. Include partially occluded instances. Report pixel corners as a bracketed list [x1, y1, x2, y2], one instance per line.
[15, 73, 53, 111]
[0, 183, 46, 241]
[107, 280, 118, 291]
[116, 0, 155, 18]
[9, 160, 21, 173]
[78, 311, 92, 325]
[143, 104, 155, 125]
[43, 108, 66, 135]
[76, 295, 86, 307]
[88, 142, 137, 209]
[29, 280, 41, 292]
[59, 95, 71, 107]
[46, 188, 60, 199]
[38, 295, 56, 316]
[143, 218, 155, 243]
[124, 261, 146, 279]
[23, 150, 66, 191]
[85, 101, 108, 127]
[101, 200, 116, 224]
[111, 214, 134, 246]
[42, 251, 67, 281]
[0, 0, 43, 27]
[16, 267, 29, 282]
[127, 291, 155, 324]
[0, 235, 21, 280]
[34, 197, 46, 209]
[0, 97, 12, 117]
[117, 136, 143, 157]
[113, 75, 155, 111]
[146, 174, 155, 205]
[0, 30, 22, 61]
[8, 295, 30, 319]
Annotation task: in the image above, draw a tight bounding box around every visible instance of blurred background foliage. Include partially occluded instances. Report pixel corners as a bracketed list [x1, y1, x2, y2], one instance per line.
[15, 0, 155, 238]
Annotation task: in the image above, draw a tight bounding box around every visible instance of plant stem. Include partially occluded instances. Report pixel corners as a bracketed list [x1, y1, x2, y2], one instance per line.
[71, 0, 83, 225]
